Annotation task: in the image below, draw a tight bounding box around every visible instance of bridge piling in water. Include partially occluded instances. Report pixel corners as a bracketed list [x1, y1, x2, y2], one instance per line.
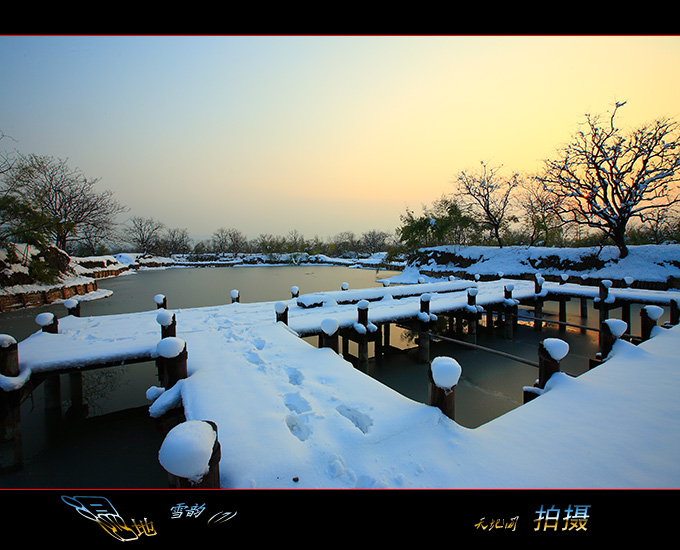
[0, 336, 22, 473]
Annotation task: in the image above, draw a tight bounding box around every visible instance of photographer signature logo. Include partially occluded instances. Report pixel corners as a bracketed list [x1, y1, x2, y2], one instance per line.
[62, 495, 156, 542]
[62, 495, 238, 542]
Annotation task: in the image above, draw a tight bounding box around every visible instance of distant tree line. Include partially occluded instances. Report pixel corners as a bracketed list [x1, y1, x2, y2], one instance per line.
[3, 101, 680, 275]
[122, 218, 398, 260]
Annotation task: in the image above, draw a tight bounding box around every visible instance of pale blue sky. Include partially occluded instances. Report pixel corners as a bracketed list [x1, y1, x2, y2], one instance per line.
[2, 36, 679, 243]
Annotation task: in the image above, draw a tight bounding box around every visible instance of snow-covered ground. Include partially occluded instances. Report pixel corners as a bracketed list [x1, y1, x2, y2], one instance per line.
[5, 276, 680, 489]
[411, 244, 680, 283]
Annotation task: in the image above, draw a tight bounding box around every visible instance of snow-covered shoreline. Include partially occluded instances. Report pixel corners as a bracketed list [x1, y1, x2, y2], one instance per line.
[408, 244, 680, 286]
[4, 244, 679, 313]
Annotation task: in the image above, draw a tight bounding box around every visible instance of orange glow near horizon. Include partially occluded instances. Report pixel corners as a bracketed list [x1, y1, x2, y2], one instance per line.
[1, 35, 679, 240]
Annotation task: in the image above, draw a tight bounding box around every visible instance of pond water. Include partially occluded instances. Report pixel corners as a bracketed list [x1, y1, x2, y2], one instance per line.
[0, 264, 669, 488]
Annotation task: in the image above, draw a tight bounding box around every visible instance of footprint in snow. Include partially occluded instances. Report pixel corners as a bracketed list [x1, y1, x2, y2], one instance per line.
[336, 405, 373, 434]
[284, 392, 311, 414]
[245, 350, 264, 366]
[284, 367, 303, 386]
[285, 414, 311, 441]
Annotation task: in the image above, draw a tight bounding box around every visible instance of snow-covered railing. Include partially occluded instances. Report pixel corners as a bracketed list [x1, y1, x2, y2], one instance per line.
[295, 279, 477, 308]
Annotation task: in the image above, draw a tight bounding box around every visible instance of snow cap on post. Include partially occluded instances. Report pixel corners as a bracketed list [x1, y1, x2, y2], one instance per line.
[156, 310, 175, 327]
[542, 338, 569, 361]
[321, 318, 339, 337]
[0, 335, 17, 348]
[604, 319, 628, 339]
[158, 420, 217, 484]
[643, 305, 664, 321]
[35, 312, 55, 327]
[157, 337, 186, 359]
[431, 356, 462, 391]
[35, 312, 58, 333]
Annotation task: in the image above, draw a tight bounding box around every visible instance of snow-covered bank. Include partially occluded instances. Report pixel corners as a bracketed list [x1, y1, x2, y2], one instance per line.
[409, 244, 680, 286]
[7, 278, 680, 489]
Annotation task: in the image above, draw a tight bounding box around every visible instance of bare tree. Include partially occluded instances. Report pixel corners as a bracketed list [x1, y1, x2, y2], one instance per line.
[124, 216, 165, 253]
[536, 102, 680, 258]
[517, 177, 564, 246]
[211, 227, 248, 255]
[361, 229, 391, 254]
[454, 161, 518, 247]
[3, 154, 126, 251]
[161, 227, 193, 255]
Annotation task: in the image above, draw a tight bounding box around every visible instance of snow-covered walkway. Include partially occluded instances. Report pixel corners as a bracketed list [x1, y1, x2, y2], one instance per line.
[4, 278, 680, 488]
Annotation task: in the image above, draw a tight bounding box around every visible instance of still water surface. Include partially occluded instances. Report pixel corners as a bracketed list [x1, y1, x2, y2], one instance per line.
[1, 264, 662, 487]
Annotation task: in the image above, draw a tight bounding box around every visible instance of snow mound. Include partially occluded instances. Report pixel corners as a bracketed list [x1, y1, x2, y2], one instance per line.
[605, 319, 628, 338]
[431, 356, 462, 390]
[157, 337, 186, 358]
[35, 312, 55, 327]
[158, 420, 216, 482]
[543, 338, 569, 361]
[644, 305, 665, 321]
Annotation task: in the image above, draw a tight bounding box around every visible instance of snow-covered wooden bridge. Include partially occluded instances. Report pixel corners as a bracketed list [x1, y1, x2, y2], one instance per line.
[2, 276, 680, 486]
[4, 276, 679, 376]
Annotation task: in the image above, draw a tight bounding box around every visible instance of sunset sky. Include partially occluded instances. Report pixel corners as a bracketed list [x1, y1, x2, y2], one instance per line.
[1, 35, 679, 244]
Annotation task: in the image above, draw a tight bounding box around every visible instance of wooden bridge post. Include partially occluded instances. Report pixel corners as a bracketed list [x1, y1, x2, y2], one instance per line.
[0, 335, 22, 472]
[467, 288, 478, 344]
[64, 298, 81, 317]
[275, 302, 288, 325]
[418, 294, 432, 364]
[154, 294, 167, 309]
[558, 298, 567, 332]
[524, 338, 568, 403]
[156, 337, 188, 390]
[157, 310, 177, 339]
[161, 420, 221, 489]
[671, 299, 679, 325]
[640, 305, 664, 342]
[36, 312, 58, 334]
[36, 313, 63, 419]
[538, 338, 568, 388]
[503, 285, 516, 339]
[320, 319, 339, 353]
[590, 319, 627, 369]
[291, 286, 300, 299]
[230, 290, 240, 303]
[597, 280, 612, 345]
[428, 356, 461, 421]
[621, 302, 631, 334]
[357, 300, 369, 370]
[533, 274, 544, 331]
[486, 308, 494, 335]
